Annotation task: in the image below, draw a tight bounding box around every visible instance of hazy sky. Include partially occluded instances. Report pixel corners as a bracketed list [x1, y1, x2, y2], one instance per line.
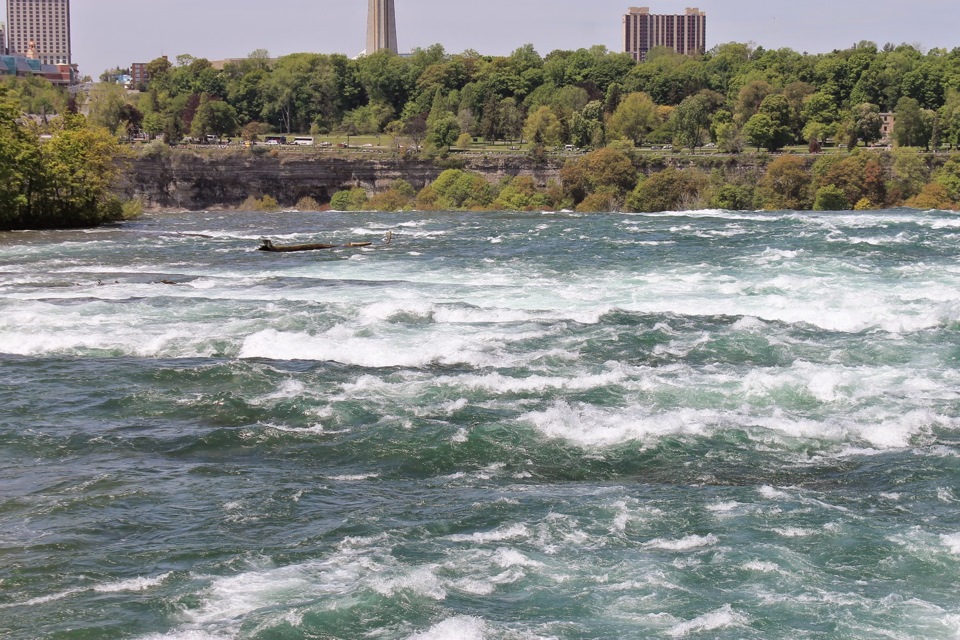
[6, 0, 958, 76]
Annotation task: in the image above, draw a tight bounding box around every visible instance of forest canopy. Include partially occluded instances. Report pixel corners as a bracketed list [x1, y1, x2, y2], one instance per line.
[82, 41, 960, 153]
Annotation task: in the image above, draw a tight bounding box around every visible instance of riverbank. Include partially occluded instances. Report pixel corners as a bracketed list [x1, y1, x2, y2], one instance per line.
[115, 146, 958, 213]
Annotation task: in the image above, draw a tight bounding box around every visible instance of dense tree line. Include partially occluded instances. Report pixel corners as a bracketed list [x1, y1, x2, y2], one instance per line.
[0, 86, 132, 230]
[85, 41, 960, 153]
[319, 146, 960, 213]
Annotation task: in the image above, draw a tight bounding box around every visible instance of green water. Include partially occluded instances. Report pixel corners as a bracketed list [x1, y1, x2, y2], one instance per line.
[1, 209, 960, 639]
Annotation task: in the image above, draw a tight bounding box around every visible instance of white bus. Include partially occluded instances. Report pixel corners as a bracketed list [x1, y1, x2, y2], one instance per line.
[292, 137, 315, 146]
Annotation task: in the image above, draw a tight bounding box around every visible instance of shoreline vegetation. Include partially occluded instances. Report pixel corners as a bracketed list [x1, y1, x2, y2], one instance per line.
[4, 39, 960, 228]
[0, 86, 139, 231]
[138, 145, 960, 214]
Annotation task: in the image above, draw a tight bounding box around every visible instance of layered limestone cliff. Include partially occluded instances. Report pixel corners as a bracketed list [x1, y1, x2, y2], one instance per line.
[117, 149, 564, 210]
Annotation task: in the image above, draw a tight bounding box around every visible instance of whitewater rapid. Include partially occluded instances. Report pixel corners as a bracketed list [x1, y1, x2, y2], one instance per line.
[2, 209, 960, 639]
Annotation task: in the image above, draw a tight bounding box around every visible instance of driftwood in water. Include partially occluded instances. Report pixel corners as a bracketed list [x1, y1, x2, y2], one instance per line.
[258, 239, 366, 252]
[258, 231, 391, 253]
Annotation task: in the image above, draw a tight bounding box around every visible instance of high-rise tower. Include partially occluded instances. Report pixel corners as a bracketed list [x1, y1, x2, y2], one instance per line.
[366, 0, 398, 55]
[6, 0, 71, 65]
[623, 7, 706, 63]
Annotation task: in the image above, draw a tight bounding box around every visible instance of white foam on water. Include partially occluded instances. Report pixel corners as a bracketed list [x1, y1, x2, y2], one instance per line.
[447, 523, 531, 544]
[406, 616, 486, 640]
[0, 572, 172, 610]
[666, 604, 748, 637]
[138, 632, 227, 640]
[853, 409, 940, 449]
[357, 299, 435, 323]
[742, 561, 780, 573]
[255, 379, 305, 402]
[706, 501, 740, 514]
[238, 327, 494, 368]
[493, 548, 543, 568]
[372, 566, 447, 600]
[645, 534, 719, 552]
[92, 572, 172, 593]
[0, 587, 84, 608]
[523, 402, 713, 447]
[758, 486, 790, 500]
[328, 473, 379, 481]
[773, 527, 816, 538]
[940, 533, 960, 555]
[448, 368, 628, 395]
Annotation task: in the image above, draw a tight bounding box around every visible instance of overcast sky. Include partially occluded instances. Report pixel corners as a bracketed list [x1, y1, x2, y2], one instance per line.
[6, 0, 958, 76]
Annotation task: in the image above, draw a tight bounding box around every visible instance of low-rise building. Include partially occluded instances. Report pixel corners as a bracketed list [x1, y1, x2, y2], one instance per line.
[879, 113, 895, 143]
[131, 61, 150, 88]
[0, 52, 76, 85]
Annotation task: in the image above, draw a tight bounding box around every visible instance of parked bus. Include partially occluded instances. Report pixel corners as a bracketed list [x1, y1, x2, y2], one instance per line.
[292, 137, 315, 146]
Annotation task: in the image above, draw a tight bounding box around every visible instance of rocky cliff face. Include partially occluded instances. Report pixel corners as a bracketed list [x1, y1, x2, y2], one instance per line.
[117, 150, 564, 210]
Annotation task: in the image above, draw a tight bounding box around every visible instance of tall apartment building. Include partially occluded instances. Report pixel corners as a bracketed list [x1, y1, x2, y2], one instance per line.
[366, 0, 398, 55]
[6, 0, 71, 65]
[623, 7, 706, 62]
[0, 22, 7, 55]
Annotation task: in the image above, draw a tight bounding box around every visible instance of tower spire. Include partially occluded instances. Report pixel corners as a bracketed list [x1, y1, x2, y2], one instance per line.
[366, 0, 398, 54]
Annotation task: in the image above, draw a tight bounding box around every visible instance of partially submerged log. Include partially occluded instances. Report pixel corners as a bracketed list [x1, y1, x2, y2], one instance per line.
[258, 237, 378, 253]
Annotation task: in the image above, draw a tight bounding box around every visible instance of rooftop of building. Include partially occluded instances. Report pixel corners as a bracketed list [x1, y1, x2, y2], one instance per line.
[627, 7, 705, 16]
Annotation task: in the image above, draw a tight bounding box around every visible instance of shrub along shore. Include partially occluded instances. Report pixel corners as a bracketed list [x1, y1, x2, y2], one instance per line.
[224, 146, 959, 214]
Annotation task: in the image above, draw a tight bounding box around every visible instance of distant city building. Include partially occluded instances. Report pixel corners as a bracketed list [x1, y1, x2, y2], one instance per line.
[130, 61, 156, 88]
[0, 22, 7, 55]
[6, 0, 71, 65]
[880, 112, 895, 143]
[0, 52, 75, 84]
[366, 0, 398, 55]
[623, 7, 706, 62]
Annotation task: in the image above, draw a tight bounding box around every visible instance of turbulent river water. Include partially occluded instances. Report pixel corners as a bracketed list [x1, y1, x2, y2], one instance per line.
[2, 209, 960, 639]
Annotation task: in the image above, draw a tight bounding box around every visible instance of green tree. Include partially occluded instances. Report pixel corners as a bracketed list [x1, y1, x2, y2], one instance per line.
[190, 94, 213, 140]
[672, 92, 715, 151]
[0, 87, 34, 226]
[758, 156, 813, 210]
[743, 113, 777, 151]
[941, 89, 960, 150]
[893, 96, 927, 147]
[604, 82, 624, 114]
[571, 100, 605, 148]
[560, 148, 638, 204]
[86, 82, 129, 133]
[427, 113, 461, 149]
[801, 91, 839, 129]
[607, 92, 657, 145]
[0, 108, 128, 229]
[734, 80, 774, 125]
[850, 103, 883, 147]
[813, 184, 849, 210]
[625, 167, 708, 212]
[934, 155, 960, 203]
[330, 188, 369, 211]
[523, 106, 563, 146]
[417, 169, 493, 209]
[493, 176, 548, 211]
[757, 94, 794, 150]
